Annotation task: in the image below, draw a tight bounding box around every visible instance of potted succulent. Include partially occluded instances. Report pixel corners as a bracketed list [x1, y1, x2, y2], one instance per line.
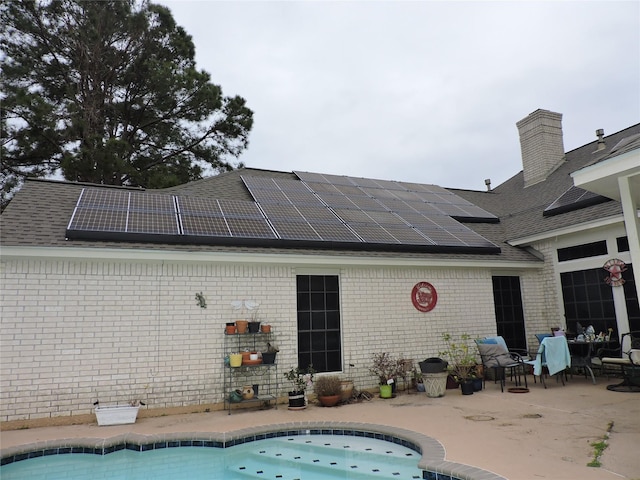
[313, 375, 342, 407]
[369, 352, 398, 398]
[439, 333, 479, 395]
[284, 364, 315, 409]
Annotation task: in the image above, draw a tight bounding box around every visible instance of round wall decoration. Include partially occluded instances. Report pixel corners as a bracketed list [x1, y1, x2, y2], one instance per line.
[411, 282, 438, 312]
[603, 258, 626, 286]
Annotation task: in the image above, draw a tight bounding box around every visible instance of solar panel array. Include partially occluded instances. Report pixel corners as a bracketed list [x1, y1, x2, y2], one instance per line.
[242, 173, 498, 250]
[67, 189, 277, 240]
[543, 186, 609, 217]
[66, 172, 500, 253]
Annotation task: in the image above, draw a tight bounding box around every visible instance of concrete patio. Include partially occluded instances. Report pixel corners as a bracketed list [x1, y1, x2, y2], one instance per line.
[1, 375, 638, 480]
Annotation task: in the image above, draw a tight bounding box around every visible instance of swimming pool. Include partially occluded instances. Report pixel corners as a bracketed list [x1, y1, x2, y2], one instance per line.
[0, 422, 506, 480]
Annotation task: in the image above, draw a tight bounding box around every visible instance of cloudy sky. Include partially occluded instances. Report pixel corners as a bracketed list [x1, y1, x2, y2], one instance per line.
[158, 0, 639, 191]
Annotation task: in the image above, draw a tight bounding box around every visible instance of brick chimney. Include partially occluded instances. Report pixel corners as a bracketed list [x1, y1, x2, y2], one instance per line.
[516, 109, 565, 187]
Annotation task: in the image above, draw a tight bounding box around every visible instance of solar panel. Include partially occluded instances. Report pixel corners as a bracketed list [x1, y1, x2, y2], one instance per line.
[68, 207, 128, 232]
[281, 190, 324, 206]
[77, 188, 130, 209]
[304, 221, 361, 242]
[129, 192, 174, 213]
[272, 178, 314, 192]
[348, 223, 400, 244]
[346, 196, 387, 211]
[358, 187, 399, 200]
[302, 181, 340, 194]
[369, 179, 406, 191]
[240, 188, 286, 205]
[315, 193, 359, 209]
[365, 210, 408, 225]
[218, 199, 265, 218]
[376, 198, 414, 213]
[293, 171, 328, 183]
[544, 186, 609, 216]
[269, 218, 321, 240]
[333, 184, 364, 196]
[226, 217, 276, 238]
[181, 214, 230, 236]
[128, 212, 179, 234]
[400, 202, 442, 216]
[381, 225, 434, 244]
[296, 205, 341, 221]
[332, 208, 375, 224]
[67, 171, 501, 253]
[259, 204, 304, 220]
[348, 176, 384, 188]
[177, 197, 222, 215]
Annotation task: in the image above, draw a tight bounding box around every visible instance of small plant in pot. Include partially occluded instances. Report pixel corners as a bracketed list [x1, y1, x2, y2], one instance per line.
[439, 333, 478, 395]
[411, 367, 425, 392]
[284, 364, 315, 409]
[313, 375, 342, 407]
[369, 352, 397, 398]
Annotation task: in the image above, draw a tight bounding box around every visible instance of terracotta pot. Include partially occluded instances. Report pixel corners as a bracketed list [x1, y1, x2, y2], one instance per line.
[225, 325, 236, 334]
[241, 351, 251, 362]
[261, 324, 271, 333]
[317, 394, 341, 407]
[235, 320, 249, 334]
[340, 380, 354, 402]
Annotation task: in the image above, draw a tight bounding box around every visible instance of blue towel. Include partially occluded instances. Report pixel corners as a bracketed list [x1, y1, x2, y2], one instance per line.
[540, 336, 571, 376]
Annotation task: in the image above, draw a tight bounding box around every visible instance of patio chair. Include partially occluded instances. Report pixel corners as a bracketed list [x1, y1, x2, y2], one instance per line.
[475, 336, 528, 392]
[524, 336, 571, 388]
[600, 331, 640, 392]
[535, 333, 552, 344]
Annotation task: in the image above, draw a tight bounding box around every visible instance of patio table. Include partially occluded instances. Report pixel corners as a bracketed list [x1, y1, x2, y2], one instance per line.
[567, 340, 611, 384]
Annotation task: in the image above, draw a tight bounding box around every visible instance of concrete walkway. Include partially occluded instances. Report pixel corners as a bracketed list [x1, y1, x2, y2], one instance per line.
[1, 376, 639, 480]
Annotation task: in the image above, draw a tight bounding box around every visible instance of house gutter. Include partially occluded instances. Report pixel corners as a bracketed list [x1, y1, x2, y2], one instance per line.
[0, 245, 542, 270]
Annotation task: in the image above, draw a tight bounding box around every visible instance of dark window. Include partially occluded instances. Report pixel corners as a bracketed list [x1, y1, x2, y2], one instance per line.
[622, 265, 640, 332]
[557, 241, 607, 262]
[616, 236, 629, 252]
[492, 276, 526, 351]
[560, 269, 616, 337]
[296, 275, 341, 373]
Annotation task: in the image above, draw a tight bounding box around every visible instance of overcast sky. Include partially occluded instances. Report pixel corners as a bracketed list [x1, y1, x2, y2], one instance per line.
[158, 0, 639, 191]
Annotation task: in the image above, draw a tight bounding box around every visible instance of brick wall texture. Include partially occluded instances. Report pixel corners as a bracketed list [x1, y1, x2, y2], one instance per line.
[1, 258, 500, 421]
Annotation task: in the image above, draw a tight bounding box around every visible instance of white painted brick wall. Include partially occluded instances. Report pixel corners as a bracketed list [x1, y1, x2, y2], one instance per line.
[2, 258, 500, 421]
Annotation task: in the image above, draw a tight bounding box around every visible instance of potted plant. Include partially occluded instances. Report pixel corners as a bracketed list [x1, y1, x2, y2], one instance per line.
[231, 299, 259, 334]
[411, 367, 425, 392]
[439, 333, 478, 395]
[369, 352, 397, 398]
[313, 375, 342, 407]
[248, 305, 261, 333]
[261, 342, 279, 364]
[284, 364, 315, 409]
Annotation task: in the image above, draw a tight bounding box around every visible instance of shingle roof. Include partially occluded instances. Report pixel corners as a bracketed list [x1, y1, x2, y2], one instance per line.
[0, 170, 534, 263]
[452, 124, 640, 242]
[4, 123, 636, 263]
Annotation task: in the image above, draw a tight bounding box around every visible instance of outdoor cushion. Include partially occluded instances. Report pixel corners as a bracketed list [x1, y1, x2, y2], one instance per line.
[477, 343, 515, 367]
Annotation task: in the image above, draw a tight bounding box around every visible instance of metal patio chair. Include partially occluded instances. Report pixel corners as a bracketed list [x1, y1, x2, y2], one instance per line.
[475, 336, 528, 392]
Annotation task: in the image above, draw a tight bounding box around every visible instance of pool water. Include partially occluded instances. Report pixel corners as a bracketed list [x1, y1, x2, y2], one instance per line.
[0, 434, 423, 479]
